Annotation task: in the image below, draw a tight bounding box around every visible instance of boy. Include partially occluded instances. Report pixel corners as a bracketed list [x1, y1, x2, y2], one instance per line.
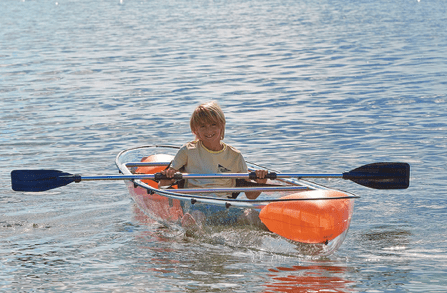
[159, 101, 267, 199]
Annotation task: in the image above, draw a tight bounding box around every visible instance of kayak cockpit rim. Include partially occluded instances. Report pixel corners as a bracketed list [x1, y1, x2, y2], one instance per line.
[115, 145, 360, 208]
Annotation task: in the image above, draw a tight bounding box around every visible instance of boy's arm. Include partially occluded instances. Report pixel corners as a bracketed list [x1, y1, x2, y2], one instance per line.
[244, 169, 268, 199]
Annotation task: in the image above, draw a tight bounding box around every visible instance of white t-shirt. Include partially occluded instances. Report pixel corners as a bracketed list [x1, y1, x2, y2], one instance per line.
[171, 141, 248, 191]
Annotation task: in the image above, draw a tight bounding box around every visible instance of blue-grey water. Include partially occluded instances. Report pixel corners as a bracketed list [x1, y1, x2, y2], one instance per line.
[1, 0, 446, 292]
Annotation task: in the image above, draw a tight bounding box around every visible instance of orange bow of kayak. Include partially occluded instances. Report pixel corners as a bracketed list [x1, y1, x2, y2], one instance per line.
[259, 190, 354, 244]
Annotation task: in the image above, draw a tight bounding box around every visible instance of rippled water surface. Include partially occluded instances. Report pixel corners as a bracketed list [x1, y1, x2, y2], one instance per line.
[1, 0, 446, 292]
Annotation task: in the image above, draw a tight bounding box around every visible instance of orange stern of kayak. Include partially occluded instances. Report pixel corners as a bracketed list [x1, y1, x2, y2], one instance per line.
[134, 154, 183, 222]
[259, 190, 354, 244]
[135, 154, 174, 188]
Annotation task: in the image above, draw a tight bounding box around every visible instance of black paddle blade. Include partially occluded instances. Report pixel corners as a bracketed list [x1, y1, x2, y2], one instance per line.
[11, 170, 80, 192]
[343, 162, 410, 189]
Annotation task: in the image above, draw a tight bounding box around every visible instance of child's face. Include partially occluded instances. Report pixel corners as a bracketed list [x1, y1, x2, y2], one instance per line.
[194, 121, 223, 147]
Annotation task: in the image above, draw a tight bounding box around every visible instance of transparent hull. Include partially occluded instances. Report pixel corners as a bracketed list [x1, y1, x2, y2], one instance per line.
[116, 145, 356, 256]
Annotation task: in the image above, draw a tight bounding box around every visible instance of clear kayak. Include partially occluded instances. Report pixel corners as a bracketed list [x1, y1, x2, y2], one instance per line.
[115, 145, 358, 256]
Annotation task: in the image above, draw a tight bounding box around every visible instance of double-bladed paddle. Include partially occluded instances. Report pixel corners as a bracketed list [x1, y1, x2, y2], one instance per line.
[11, 162, 410, 192]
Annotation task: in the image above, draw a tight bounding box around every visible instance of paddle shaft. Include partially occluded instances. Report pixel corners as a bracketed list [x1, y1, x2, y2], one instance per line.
[71, 172, 342, 182]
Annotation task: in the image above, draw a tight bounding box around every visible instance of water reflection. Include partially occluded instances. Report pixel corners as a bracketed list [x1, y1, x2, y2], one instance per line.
[263, 264, 355, 293]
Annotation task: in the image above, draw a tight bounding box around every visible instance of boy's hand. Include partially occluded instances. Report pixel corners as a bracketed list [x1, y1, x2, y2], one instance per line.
[158, 168, 178, 187]
[162, 167, 178, 178]
[254, 169, 268, 184]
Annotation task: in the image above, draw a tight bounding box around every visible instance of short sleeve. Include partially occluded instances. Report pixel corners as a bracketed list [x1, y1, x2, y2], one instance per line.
[171, 146, 188, 170]
[238, 153, 248, 173]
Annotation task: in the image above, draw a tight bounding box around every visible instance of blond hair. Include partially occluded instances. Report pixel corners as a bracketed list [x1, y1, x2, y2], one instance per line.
[190, 101, 226, 139]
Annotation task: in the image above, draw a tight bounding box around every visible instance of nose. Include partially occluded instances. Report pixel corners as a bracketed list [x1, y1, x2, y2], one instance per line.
[204, 127, 214, 135]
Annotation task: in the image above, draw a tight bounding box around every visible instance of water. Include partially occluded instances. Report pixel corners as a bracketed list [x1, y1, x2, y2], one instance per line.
[1, 0, 446, 291]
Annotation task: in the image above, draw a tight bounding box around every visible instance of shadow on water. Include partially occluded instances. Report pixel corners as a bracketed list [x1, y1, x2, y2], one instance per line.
[361, 226, 411, 250]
